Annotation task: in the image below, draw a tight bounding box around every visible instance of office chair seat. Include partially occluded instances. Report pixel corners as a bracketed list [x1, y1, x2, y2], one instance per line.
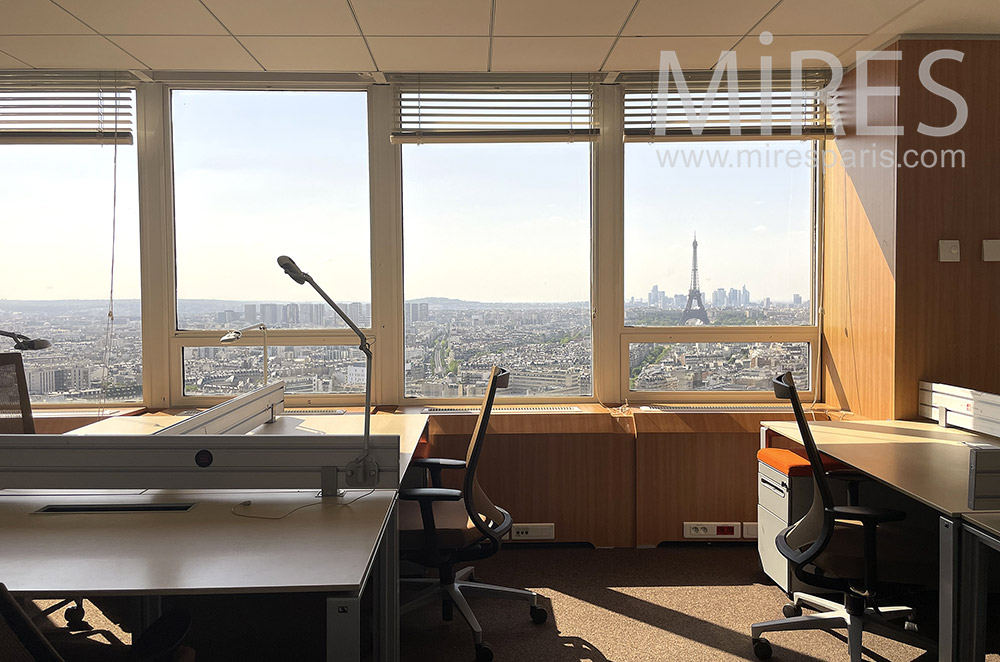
[398, 499, 483, 549]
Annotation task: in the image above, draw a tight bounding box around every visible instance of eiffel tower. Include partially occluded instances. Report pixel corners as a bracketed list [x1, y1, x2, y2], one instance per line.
[679, 233, 710, 325]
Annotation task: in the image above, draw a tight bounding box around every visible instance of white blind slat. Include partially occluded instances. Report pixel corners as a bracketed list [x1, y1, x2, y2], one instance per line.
[623, 72, 832, 141]
[392, 80, 598, 144]
[0, 73, 135, 145]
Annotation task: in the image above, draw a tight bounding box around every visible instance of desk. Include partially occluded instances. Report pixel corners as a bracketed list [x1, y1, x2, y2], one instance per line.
[3, 412, 428, 662]
[957, 513, 1000, 661]
[762, 419, 1000, 662]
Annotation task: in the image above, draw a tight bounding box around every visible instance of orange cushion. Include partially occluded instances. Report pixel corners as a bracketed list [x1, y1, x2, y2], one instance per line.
[758, 447, 849, 476]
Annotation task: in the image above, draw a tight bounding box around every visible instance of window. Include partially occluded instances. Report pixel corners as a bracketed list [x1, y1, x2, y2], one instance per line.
[618, 76, 824, 398]
[402, 142, 592, 399]
[0, 74, 141, 404]
[171, 90, 371, 332]
[169, 90, 371, 399]
[624, 140, 814, 327]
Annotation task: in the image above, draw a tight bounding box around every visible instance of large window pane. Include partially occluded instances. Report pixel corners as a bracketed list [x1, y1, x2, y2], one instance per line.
[183, 345, 366, 397]
[402, 143, 592, 398]
[624, 140, 813, 327]
[172, 90, 371, 331]
[629, 342, 810, 391]
[0, 143, 141, 403]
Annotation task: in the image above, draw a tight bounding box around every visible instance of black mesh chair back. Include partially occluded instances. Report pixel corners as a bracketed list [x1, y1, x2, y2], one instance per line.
[0, 354, 34, 434]
[462, 366, 512, 551]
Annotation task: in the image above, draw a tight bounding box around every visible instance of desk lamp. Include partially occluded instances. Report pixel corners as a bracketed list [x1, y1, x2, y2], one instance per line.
[277, 255, 377, 491]
[220, 324, 268, 386]
[0, 329, 52, 351]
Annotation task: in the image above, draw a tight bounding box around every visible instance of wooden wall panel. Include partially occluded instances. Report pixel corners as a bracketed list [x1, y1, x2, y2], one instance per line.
[893, 39, 1000, 418]
[822, 60, 899, 420]
[633, 412, 801, 546]
[418, 413, 636, 548]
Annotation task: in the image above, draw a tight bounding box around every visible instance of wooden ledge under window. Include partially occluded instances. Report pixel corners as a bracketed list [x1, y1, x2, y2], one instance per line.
[30, 407, 146, 434]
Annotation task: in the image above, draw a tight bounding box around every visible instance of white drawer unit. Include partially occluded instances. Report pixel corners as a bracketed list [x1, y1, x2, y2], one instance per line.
[756, 455, 819, 594]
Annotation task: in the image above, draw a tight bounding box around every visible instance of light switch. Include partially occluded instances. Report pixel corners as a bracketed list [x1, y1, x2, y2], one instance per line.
[984, 240, 1000, 262]
[939, 240, 961, 262]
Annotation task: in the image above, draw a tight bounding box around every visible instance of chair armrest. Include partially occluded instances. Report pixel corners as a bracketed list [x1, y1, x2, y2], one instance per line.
[411, 457, 466, 487]
[399, 487, 462, 503]
[828, 505, 905, 524]
[826, 470, 870, 506]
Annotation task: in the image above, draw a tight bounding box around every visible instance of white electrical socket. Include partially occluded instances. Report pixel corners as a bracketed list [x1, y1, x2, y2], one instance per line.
[510, 523, 555, 540]
[683, 522, 742, 539]
[742, 522, 758, 539]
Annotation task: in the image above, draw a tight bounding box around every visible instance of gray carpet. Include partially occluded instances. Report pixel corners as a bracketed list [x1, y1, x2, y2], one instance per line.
[30, 544, 996, 661]
[399, 543, 938, 662]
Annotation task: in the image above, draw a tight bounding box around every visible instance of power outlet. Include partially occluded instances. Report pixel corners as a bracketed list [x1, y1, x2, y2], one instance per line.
[510, 523, 555, 541]
[742, 522, 758, 539]
[683, 521, 742, 539]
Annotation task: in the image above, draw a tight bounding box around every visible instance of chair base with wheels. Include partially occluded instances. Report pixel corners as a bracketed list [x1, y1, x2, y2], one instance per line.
[401, 566, 546, 662]
[751, 591, 927, 660]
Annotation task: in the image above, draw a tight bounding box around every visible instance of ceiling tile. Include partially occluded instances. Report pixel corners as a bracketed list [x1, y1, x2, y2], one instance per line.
[875, 0, 1000, 35]
[367, 37, 487, 71]
[200, 0, 358, 36]
[605, 36, 737, 71]
[54, 0, 226, 35]
[623, 0, 776, 36]
[493, 0, 635, 36]
[109, 36, 261, 70]
[757, 0, 921, 36]
[735, 34, 862, 68]
[491, 36, 614, 71]
[352, 0, 491, 36]
[0, 0, 94, 35]
[0, 35, 144, 68]
[242, 36, 374, 71]
[0, 50, 31, 67]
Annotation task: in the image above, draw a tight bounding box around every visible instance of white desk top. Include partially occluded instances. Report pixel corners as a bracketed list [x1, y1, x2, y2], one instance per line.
[763, 419, 1000, 516]
[0, 489, 394, 597]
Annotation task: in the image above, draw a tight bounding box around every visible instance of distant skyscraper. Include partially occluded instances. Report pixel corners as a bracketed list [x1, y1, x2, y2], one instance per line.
[742, 285, 750, 307]
[244, 304, 257, 322]
[285, 303, 299, 325]
[712, 288, 726, 307]
[648, 285, 659, 306]
[260, 303, 279, 326]
[418, 302, 428, 322]
[348, 302, 362, 323]
[793, 293, 802, 305]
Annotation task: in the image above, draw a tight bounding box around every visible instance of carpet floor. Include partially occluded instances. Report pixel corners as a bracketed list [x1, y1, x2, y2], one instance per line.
[31, 543, 998, 662]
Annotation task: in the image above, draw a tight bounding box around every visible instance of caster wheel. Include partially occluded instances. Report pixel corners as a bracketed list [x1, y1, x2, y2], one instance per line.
[782, 602, 803, 618]
[64, 606, 92, 631]
[475, 642, 494, 662]
[530, 605, 548, 625]
[752, 637, 772, 660]
[905, 619, 919, 633]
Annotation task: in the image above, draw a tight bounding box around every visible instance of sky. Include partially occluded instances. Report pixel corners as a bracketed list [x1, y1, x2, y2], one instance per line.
[1, 93, 813, 305]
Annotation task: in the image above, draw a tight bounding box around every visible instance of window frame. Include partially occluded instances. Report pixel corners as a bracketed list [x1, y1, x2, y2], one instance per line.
[138, 80, 390, 408]
[393, 82, 600, 405]
[11, 73, 825, 410]
[616, 135, 823, 403]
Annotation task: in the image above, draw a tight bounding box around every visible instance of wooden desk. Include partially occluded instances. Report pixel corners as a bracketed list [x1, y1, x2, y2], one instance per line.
[3, 412, 429, 662]
[762, 419, 1000, 662]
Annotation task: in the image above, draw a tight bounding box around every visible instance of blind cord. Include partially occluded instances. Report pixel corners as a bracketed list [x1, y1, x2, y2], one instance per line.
[98, 75, 120, 419]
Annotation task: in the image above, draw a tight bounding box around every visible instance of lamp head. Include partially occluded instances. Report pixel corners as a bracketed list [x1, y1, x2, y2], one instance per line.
[220, 330, 242, 343]
[15, 338, 51, 351]
[277, 255, 308, 285]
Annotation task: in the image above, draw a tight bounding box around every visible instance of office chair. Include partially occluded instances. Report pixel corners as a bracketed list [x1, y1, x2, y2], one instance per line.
[0, 353, 34, 434]
[0, 354, 92, 631]
[750, 372, 935, 661]
[398, 367, 547, 662]
[0, 584, 194, 662]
